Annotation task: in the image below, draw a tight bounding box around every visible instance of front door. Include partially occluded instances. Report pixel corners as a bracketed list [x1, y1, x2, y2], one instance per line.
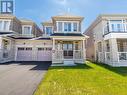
[63, 42, 73, 59]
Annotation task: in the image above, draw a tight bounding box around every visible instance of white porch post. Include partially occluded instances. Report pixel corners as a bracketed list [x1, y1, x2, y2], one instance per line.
[73, 41, 75, 60]
[109, 38, 118, 65]
[0, 37, 2, 50]
[52, 38, 55, 63]
[82, 40, 86, 62]
[53, 38, 55, 50]
[0, 37, 3, 62]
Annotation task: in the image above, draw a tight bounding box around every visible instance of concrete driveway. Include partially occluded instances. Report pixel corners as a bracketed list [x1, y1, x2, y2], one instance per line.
[0, 61, 51, 95]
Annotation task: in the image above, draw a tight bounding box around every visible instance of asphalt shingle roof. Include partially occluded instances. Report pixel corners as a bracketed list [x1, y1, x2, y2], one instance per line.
[50, 33, 85, 37]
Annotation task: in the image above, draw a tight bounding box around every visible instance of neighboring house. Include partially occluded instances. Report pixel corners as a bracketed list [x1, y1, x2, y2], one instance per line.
[0, 14, 88, 65]
[85, 14, 127, 67]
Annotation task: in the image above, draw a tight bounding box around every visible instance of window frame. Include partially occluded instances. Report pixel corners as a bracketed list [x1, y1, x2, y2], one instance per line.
[22, 25, 32, 35]
[56, 21, 79, 33]
[45, 26, 53, 36]
[0, 20, 11, 31]
[109, 20, 124, 32]
[73, 22, 78, 32]
[58, 22, 63, 32]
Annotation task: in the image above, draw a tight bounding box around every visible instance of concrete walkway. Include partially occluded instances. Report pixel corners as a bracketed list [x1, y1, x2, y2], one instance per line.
[0, 62, 51, 95]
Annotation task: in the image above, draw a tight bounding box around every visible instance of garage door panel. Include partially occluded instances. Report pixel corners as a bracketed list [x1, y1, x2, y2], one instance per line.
[16, 47, 52, 61]
[37, 47, 52, 61]
[17, 47, 33, 61]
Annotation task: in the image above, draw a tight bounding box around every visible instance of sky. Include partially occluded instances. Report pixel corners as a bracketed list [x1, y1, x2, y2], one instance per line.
[15, 0, 127, 31]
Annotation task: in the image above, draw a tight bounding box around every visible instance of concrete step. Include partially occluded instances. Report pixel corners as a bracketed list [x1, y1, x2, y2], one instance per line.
[64, 60, 76, 66]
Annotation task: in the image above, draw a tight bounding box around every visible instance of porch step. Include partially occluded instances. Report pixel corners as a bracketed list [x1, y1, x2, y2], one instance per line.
[64, 60, 76, 66]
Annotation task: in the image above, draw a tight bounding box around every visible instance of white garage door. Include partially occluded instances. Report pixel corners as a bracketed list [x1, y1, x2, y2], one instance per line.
[17, 47, 33, 61]
[37, 47, 52, 61]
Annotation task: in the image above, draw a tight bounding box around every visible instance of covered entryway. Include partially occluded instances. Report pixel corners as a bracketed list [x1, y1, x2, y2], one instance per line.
[51, 36, 87, 64]
[37, 47, 52, 61]
[16, 47, 33, 61]
[63, 42, 73, 59]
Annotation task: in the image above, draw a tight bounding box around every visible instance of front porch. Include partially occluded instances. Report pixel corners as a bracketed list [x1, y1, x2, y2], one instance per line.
[52, 38, 86, 65]
[0, 37, 14, 63]
[104, 39, 127, 66]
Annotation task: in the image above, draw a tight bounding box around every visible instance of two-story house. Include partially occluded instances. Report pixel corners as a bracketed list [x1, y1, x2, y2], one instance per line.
[0, 14, 88, 65]
[85, 14, 127, 67]
[42, 14, 88, 65]
[0, 14, 42, 63]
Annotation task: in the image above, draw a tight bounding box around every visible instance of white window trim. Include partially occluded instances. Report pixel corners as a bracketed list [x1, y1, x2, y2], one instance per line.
[44, 26, 53, 36]
[0, 20, 11, 31]
[56, 21, 79, 33]
[22, 25, 32, 35]
[108, 19, 125, 32]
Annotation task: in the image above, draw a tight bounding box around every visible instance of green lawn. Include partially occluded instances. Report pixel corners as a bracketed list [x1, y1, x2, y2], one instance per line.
[34, 61, 127, 95]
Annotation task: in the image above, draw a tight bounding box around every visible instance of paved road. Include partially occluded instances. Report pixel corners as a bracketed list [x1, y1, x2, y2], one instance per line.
[0, 62, 51, 95]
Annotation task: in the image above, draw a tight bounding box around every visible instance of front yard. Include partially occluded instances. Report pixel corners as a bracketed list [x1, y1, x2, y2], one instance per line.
[34, 61, 127, 95]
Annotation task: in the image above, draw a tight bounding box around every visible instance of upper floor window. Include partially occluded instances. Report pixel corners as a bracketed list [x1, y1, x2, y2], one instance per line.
[0, 21, 2, 29]
[57, 22, 79, 32]
[58, 22, 62, 31]
[0, 20, 10, 31]
[73, 23, 78, 31]
[22, 26, 32, 35]
[109, 20, 124, 32]
[3, 21, 10, 30]
[45, 27, 52, 36]
[64, 22, 71, 32]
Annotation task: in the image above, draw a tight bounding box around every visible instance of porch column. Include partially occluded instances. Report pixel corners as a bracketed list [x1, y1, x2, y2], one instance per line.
[52, 38, 55, 63]
[73, 41, 75, 60]
[0, 37, 3, 62]
[53, 38, 55, 50]
[82, 40, 86, 62]
[109, 38, 118, 64]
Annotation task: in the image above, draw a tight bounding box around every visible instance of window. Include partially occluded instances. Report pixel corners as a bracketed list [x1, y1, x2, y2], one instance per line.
[57, 22, 79, 32]
[110, 20, 123, 32]
[73, 23, 78, 31]
[117, 40, 127, 52]
[45, 27, 52, 36]
[64, 22, 71, 32]
[105, 40, 110, 52]
[38, 48, 45, 51]
[3, 39, 10, 50]
[22, 26, 32, 35]
[0, 20, 10, 30]
[68, 23, 71, 31]
[46, 48, 52, 51]
[75, 42, 79, 50]
[68, 44, 73, 50]
[26, 48, 32, 51]
[58, 22, 62, 31]
[3, 21, 10, 30]
[63, 44, 68, 50]
[0, 21, 2, 29]
[18, 47, 25, 51]
[64, 22, 68, 31]
[98, 42, 102, 52]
